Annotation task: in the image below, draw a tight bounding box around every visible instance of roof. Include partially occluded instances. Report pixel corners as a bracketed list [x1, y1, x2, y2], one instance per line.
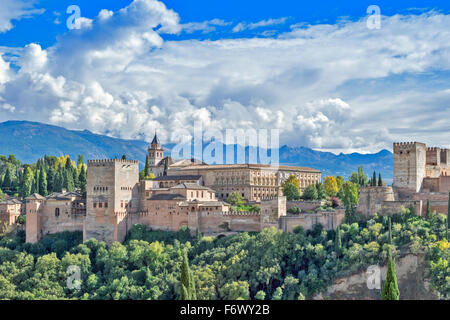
[148, 193, 186, 201]
[171, 183, 214, 191]
[151, 132, 160, 145]
[169, 158, 207, 168]
[153, 175, 202, 181]
[25, 193, 45, 200]
[173, 163, 321, 173]
[198, 201, 229, 207]
[0, 198, 23, 205]
[46, 191, 82, 201]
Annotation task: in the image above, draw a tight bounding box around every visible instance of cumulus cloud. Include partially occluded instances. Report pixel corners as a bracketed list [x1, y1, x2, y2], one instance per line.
[1, 1, 450, 153]
[0, 0, 44, 33]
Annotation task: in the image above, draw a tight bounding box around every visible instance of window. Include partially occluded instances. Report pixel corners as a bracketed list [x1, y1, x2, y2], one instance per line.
[93, 203, 96, 208]
[99, 202, 103, 208]
[55, 208, 60, 217]
[105, 202, 108, 208]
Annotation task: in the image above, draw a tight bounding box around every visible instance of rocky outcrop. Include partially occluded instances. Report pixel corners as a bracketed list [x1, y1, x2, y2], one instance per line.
[313, 253, 438, 300]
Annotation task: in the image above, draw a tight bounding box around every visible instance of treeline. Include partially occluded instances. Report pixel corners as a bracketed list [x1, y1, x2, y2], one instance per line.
[0, 208, 447, 300]
[0, 154, 87, 199]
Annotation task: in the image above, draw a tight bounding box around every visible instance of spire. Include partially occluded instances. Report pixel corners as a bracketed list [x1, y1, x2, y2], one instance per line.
[151, 130, 160, 145]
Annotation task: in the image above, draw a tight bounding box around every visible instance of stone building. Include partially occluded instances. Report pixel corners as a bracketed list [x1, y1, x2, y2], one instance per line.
[17, 133, 333, 245]
[357, 141, 450, 217]
[0, 197, 24, 227]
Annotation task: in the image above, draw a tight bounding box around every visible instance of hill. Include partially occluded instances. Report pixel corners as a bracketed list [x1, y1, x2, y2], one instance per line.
[0, 120, 393, 181]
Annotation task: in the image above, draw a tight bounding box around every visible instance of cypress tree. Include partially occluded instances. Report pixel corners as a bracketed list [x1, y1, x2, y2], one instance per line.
[388, 216, 392, 245]
[426, 199, 431, 219]
[372, 171, 377, 186]
[47, 166, 55, 193]
[447, 191, 449, 239]
[64, 169, 75, 192]
[335, 227, 342, 257]
[381, 248, 400, 300]
[180, 249, 197, 300]
[144, 155, 150, 176]
[21, 167, 33, 198]
[378, 173, 383, 186]
[195, 228, 202, 244]
[3, 168, 12, 189]
[38, 168, 48, 196]
[164, 158, 169, 176]
[79, 166, 87, 195]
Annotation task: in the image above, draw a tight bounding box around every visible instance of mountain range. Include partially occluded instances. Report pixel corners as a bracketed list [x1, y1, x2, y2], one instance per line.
[0, 120, 393, 182]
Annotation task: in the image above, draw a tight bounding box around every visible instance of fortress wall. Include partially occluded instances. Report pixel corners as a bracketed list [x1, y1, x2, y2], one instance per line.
[286, 200, 322, 212]
[194, 211, 261, 233]
[439, 176, 450, 193]
[426, 147, 441, 166]
[279, 210, 344, 233]
[380, 200, 423, 216]
[357, 186, 395, 217]
[422, 178, 440, 193]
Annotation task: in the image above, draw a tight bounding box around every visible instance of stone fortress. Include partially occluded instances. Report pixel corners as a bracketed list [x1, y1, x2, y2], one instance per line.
[3, 138, 448, 245]
[357, 142, 450, 217]
[12, 133, 341, 245]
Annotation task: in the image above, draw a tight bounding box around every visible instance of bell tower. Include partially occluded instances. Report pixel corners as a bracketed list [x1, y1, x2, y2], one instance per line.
[148, 131, 164, 167]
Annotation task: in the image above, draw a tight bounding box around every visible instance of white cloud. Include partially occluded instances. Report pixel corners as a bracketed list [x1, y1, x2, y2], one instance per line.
[232, 17, 288, 33]
[1, 2, 450, 153]
[0, 0, 44, 33]
[180, 19, 231, 34]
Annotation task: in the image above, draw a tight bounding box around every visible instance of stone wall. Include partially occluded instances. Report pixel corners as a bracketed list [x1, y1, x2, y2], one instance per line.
[357, 186, 395, 217]
[286, 200, 323, 212]
[313, 253, 437, 300]
[279, 209, 345, 233]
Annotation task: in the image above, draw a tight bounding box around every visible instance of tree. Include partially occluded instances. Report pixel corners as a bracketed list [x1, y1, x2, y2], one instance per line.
[272, 287, 283, 300]
[372, 171, 377, 186]
[20, 167, 33, 198]
[302, 184, 318, 201]
[63, 169, 75, 192]
[79, 165, 87, 195]
[144, 155, 150, 177]
[324, 176, 339, 197]
[342, 182, 359, 223]
[180, 249, 196, 300]
[282, 175, 300, 190]
[316, 182, 326, 200]
[381, 248, 400, 300]
[335, 227, 342, 257]
[426, 199, 431, 220]
[163, 158, 169, 176]
[3, 168, 12, 189]
[38, 168, 48, 196]
[388, 216, 392, 245]
[378, 173, 383, 186]
[227, 191, 245, 206]
[255, 290, 266, 300]
[121, 155, 127, 160]
[283, 183, 301, 201]
[195, 228, 202, 244]
[447, 191, 449, 239]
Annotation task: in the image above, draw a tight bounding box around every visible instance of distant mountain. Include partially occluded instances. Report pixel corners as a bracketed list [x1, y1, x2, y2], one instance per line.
[0, 121, 393, 182]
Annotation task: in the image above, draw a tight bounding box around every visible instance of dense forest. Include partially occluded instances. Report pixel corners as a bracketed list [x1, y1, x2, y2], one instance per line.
[0, 154, 87, 199]
[0, 154, 448, 300]
[0, 208, 448, 300]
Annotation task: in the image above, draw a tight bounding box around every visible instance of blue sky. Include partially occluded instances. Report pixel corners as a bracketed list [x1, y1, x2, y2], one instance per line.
[0, 0, 450, 153]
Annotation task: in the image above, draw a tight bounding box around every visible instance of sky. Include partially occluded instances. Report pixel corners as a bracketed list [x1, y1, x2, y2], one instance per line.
[0, 0, 450, 154]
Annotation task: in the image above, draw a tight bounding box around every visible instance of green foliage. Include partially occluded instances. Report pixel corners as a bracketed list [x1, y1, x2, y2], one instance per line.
[227, 191, 245, 206]
[0, 210, 448, 300]
[282, 183, 301, 201]
[302, 184, 318, 200]
[180, 249, 197, 300]
[381, 248, 400, 300]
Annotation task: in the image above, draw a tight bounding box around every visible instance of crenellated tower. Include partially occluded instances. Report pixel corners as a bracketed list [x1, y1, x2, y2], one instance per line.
[393, 142, 427, 193]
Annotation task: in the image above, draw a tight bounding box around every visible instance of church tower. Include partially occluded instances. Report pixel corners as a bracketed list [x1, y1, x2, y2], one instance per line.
[148, 132, 164, 176]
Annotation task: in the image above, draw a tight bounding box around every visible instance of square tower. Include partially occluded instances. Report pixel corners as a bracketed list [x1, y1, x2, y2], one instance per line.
[393, 142, 427, 193]
[84, 159, 139, 244]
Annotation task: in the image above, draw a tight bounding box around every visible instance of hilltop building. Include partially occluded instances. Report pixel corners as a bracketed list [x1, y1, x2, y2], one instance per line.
[357, 142, 450, 217]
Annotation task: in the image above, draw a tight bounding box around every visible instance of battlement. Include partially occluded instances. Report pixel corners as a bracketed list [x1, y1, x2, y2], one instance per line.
[87, 159, 139, 166]
[427, 147, 441, 151]
[393, 142, 419, 149]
